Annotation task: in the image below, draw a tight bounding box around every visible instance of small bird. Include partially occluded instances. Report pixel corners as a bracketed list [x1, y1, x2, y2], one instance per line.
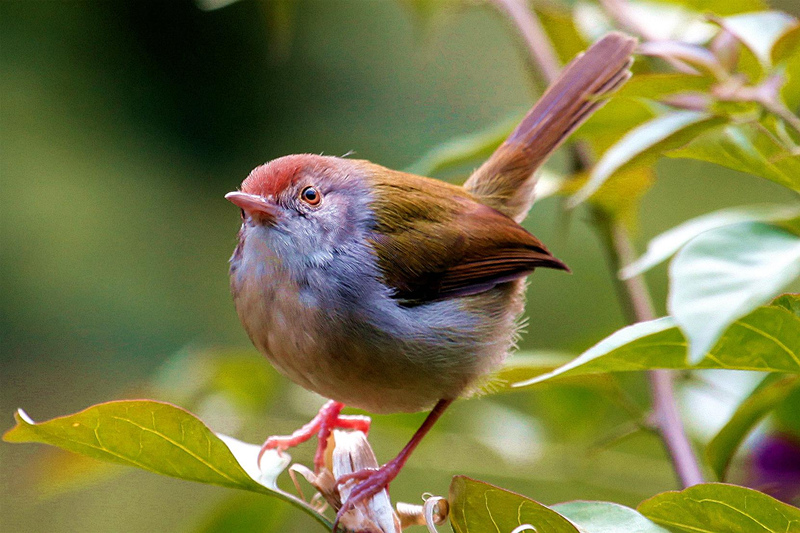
[227, 33, 635, 529]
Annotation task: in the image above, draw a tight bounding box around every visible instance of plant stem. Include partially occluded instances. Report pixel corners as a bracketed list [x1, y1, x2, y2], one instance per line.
[490, 0, 561, 84]
[593, 210, 704, 487]
[492, 0, 704, 488]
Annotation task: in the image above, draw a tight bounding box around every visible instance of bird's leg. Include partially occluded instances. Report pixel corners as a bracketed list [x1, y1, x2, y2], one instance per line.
[258, 400, 371, 472]
[332, 399, 452, 530]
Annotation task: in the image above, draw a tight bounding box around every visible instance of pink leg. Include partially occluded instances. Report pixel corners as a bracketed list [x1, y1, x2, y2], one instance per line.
[258, 400, 371, 472]
[332, 399, 453, 531]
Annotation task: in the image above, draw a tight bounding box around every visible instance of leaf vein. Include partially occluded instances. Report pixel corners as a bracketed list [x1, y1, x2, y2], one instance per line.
[695, 498, 773, 531]
[483, 491, 502, 533]
[108, 415, 239, 484]
[733, 320, 799, 367]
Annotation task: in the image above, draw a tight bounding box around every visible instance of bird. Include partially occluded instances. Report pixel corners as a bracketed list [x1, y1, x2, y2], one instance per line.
[226, 32, 636, 530]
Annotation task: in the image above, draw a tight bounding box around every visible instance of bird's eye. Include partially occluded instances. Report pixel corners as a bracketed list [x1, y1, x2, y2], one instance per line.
[300, 186, 321, 206]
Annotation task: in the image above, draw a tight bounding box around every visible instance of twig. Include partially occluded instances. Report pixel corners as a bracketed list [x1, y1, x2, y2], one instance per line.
[491, 0, 705, 488]
[490, 0, 561, 84]
[594, 212, 704, 487]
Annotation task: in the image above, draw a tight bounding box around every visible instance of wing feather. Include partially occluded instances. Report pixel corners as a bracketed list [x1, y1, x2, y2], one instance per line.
[365, 168, 568, 305]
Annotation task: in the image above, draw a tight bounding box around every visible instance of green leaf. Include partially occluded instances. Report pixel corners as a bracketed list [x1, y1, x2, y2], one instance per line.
[667, 123, 800, 192]
[449, 476, 579, 533]
[512, 298, 800, 388]
[492, 351, 575, 391]
[2, 400, 331, 530]
[495, 350, 643, 386]
[637, 41, 727, 78]
[570, 111, 721, 207]
[657, 0, 767, 16]
[590, 166, 658, 231]
[772, 24, 800, 65]
[717, 11, 799, 68]
[638, 483, 800, 532]
[404, 111, 521, 177]
[707, 374, 800, 481]
[783, 45, 800, 110]
[613, 73, 715, 101]
[621, 204, 800, 279]
[574, 98, 657, 155]
[775, 378, 800, 437]
[669, 221, 800, 362]
[774, 293, 800, 316]
[552, 501, 671, 533]
[537, 6, 589, 65]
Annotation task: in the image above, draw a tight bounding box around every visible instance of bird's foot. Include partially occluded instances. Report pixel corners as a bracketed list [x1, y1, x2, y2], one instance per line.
[257, 400, 371, 471]
[333, 457, 402, 531]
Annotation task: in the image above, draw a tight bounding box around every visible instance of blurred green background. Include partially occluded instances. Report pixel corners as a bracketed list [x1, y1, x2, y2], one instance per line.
[2, 1, 799, 531]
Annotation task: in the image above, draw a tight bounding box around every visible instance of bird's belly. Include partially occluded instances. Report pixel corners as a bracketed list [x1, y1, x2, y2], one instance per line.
[231, 242, 524, 413]
[236, 288, 464, 412]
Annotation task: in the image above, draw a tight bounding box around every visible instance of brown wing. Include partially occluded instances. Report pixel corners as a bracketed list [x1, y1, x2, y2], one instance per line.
[366, 168, 568, 305]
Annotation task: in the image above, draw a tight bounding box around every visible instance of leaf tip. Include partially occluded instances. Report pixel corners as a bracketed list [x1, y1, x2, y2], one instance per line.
[16, 408, 35, 425]
[2, 408, 32, 442]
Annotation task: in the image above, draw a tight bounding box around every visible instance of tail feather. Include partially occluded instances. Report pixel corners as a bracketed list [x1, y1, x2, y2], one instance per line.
[464, 32, 637, 222]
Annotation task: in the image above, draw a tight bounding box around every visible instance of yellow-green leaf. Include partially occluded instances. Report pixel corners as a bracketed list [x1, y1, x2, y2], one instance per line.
[449, 476, 579, 533]
[570, 111, 722, 208]
[2, 400, 331, 529]
[638, 483, 800, 532]
[613, 72, 714, 101]
[667, 123, 800, 192]
[513, 296, 800, 388]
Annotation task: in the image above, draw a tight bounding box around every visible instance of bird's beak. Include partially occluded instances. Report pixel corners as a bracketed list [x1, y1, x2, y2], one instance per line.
[225, 192, 278, 224]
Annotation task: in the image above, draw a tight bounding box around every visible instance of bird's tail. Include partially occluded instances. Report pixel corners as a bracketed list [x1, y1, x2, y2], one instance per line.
[464, 32, 636, 222]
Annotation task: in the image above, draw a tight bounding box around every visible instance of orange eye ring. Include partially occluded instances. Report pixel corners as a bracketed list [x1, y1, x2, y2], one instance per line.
[300, 186, 321, 206]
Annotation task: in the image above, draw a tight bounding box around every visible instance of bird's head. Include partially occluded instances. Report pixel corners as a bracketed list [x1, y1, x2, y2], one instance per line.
[226, 154, 374, 263]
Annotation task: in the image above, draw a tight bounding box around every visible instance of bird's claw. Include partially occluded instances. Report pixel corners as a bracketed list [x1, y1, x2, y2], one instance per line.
[256, 401, 372, 473]
[333, 460, 401, 530]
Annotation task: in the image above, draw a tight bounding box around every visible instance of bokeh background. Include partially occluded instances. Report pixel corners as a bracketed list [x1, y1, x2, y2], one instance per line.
[2, 1, 799, 531]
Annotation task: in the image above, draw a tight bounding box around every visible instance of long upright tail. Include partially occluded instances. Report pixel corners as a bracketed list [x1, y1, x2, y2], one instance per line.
[464, 32, 636, 222]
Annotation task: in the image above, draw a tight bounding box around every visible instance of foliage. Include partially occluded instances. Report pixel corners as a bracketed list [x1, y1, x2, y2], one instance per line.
[4, 0, 800, 532]
[3, 400, 331, 528]
[638, 483, 800, 532]
[509, 294, 800, 388]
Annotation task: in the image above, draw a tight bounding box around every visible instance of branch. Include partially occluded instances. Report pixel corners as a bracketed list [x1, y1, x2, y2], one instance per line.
[491, 0, 705, 488]
[490, 0, 561, 84]
[594, 212, 705, 488]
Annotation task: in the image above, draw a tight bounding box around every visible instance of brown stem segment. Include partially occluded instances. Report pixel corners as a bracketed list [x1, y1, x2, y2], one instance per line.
[490, 0, 562, 85]
[595, 212, 704, 487]
[492, 0, 705, 488]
